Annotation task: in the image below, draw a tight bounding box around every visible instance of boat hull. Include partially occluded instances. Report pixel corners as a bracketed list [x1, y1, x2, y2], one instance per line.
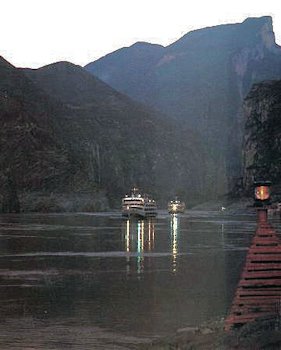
[122, 208, 157, 218]
[168, 209, 184, 214]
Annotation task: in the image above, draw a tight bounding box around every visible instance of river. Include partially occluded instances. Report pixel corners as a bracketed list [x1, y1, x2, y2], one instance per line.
[0, 210, 270, 349]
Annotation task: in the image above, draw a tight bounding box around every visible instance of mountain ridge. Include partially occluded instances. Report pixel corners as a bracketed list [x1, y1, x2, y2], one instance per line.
[85, 16, 281, 194]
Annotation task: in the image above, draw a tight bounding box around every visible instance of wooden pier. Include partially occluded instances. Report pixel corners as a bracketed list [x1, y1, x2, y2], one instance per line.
[225, 209, 281, 331]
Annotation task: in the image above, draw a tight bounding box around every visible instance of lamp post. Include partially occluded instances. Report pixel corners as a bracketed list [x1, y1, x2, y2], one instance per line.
[254, 181, 271, 206]
[254, 180, 271, 221]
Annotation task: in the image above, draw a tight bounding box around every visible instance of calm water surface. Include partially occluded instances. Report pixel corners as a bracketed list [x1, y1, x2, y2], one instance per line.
[0, 210, 276, 349]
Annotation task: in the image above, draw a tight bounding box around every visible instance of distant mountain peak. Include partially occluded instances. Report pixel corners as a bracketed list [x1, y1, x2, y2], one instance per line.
[37, 61, 83, 72]
[23, 60, 119, 107]
[241, 16, 277, 50]
[130, 41, 164, 49]
[168, 16, 277, 52]
[0, 56, 15, 69]
[242, 15, 273, 25]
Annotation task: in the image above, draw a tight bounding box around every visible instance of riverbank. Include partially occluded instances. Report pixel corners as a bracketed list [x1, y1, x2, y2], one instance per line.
[1, 190, 253, 214]
[191, 197, 253, 213]
[138, 316, 281, 349]
[138, 318, 225, 349]
[17, 191, 109, 212]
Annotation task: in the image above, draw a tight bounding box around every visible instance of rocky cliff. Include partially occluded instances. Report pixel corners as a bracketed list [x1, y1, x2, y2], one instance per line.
[242, 80, 281, 194]
[0, 56, 72, 212]
[85, 16, 281, 194]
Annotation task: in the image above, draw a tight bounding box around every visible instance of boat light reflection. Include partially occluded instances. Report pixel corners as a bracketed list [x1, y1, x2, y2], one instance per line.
[126, 219, 130, 252]
[123, 219, 155, 276]
[137, 220, 145, 275]
[170, 214, 179, 273]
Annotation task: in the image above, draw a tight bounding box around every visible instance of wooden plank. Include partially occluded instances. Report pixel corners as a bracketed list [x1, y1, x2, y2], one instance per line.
[247, 254, 281, 261]
[233, 296, 281, 304]
[239, 279, 281, 287]
[250, 248, 281, 254]
[230, 305, 276, 313]
[242, 271, 281, 279]
[244, 263, 281, 270]
[235, 289, 281, 296]
[226, 311, 275, 323]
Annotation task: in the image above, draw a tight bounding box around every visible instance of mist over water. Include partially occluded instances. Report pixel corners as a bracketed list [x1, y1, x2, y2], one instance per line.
[0, 211, 269, 348]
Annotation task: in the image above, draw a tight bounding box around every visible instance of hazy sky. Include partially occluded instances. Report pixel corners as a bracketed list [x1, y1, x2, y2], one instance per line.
[1, 0, 281, 68]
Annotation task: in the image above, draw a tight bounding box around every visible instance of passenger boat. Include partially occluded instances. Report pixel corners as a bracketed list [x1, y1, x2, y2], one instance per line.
[122, 188, 157, 218]
[168, 199, 185, 214]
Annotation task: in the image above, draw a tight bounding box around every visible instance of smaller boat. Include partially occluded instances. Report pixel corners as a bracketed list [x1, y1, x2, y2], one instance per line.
[168, 199, 185, 214]
[122, 188, 157, 218]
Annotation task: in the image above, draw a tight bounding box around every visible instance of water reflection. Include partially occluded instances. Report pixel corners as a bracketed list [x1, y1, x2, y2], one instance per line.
[123, 215, 180, 274]
[170, 214, 179, 273]
[123, 219, 155, 275]
[137, 220, 144, 275]
[0, 212, 258, 347]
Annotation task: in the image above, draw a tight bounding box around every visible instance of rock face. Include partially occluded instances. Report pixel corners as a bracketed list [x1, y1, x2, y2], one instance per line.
[85, 16, 281, 194]
[0, 56, 71, 211]
[0, 57, 211, 211]
[242, 80, 281, 192]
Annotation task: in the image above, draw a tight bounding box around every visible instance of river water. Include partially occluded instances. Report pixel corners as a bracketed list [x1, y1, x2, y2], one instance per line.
[0, 210, 272, 349]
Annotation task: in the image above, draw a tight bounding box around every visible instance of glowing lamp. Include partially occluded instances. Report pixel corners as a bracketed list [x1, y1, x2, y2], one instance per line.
[254, 181, 271, 206]
[255, 186, 270, 201]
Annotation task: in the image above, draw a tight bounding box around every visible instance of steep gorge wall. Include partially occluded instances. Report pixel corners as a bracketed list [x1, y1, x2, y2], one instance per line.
[242, 80, 281, 193]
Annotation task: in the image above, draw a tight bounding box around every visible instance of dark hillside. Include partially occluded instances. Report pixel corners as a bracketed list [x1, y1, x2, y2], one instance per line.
[0, 56, 212, 212]
[24, 61, 215, 206]
[242, 80, 281, 194]
[0, 56, 72, 211]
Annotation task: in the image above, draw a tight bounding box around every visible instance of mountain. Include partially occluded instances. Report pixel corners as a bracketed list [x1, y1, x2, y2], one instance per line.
[23, 62, 217, 205]
[85, 16, 281, 193]
[0, 56, 72, 212]
[85, 42, 165, 98]
[242, 80, 281, 196]
[0, 57, 212, 212]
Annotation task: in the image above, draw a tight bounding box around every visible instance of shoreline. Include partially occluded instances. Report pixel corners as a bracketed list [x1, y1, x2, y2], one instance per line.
[1, 191, 254, 215]
[138, 315, 281, 349]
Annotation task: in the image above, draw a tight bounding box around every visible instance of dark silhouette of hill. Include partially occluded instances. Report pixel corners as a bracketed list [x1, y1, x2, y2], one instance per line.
[0, 57, 211, 211]
[0, 56, 72, 211]
[23, 61, 214, 205]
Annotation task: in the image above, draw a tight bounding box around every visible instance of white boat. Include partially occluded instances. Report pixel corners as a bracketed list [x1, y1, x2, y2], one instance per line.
[122, 188, 157, 218]
[168, 199, 185, 214]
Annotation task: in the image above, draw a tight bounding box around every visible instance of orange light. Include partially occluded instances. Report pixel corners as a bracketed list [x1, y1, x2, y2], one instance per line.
[255, 186, 270, 201]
